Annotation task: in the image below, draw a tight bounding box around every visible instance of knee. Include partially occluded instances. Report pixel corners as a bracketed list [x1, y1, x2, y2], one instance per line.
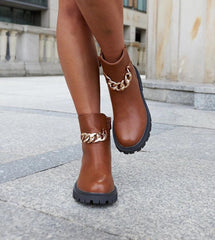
[58, 0, 82, 21]
[76, 0, 101, 10]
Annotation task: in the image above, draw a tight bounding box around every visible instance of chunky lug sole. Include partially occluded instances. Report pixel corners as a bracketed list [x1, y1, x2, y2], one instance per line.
[113, 65, 152, 154]
[73, 183, 118, 205]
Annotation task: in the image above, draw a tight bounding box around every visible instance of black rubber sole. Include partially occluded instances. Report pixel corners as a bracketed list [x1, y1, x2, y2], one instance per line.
[113, 65, 152, 154]
[73, 183, 118, 205]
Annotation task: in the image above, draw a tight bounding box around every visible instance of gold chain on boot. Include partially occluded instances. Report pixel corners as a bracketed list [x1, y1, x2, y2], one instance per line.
[104, 66, 132, 92]
[81, 129, 108, 144]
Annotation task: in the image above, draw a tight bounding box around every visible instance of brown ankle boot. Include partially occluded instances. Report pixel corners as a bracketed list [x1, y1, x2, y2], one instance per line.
[73, 113, 117, 205]
[98, 45, 151, 154]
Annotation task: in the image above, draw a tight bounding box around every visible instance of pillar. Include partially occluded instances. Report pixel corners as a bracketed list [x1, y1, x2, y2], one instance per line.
[46, 35, 54, 62]
[39, 34, 45, 62]
[0, 30, 8, 61]
[9, 31, 18, 62]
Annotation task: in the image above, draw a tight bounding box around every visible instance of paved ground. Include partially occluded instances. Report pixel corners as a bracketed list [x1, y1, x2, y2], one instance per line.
[0, 76, 215, 240]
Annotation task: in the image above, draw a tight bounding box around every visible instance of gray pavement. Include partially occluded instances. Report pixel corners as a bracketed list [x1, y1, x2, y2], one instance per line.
[0, 76, 215, 240]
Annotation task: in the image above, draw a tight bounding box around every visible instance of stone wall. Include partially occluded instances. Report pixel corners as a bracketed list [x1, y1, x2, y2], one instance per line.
[146, 0, 215, 110]
[0, 4, 148, 76]
[0, 22, 61, 76]
[147, 0, 215, 84]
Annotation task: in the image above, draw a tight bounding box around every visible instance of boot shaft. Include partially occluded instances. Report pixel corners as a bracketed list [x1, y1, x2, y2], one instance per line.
[77, 113, 114, 194]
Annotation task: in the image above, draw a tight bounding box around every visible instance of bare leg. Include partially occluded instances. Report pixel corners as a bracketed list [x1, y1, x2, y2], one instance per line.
[57, 0, 100, 114]
[57, 1, 117, 204]
[74, 0, 124, 63]
[73, 0, 151, 154]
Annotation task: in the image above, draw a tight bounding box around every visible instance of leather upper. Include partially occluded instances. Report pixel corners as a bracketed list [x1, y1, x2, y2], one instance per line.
[77, 113, 114, 193]
[98, 46, 147, 147]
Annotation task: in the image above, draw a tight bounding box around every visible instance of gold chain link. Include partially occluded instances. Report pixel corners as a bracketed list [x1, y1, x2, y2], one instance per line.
[81, 129, 108, 144]
[104, 66, 132, 91]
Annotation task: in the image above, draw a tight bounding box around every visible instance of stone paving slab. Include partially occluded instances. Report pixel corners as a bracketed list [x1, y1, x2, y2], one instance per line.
[0, 76, 75, 114]
[0, 201, 120, 240]
[0, 145, 80, 184]
[148, 101, 215, 130]
[0, 121, 170, 184]
[1, 76, 215, 240]
[0, 109, 79, 164]
[1, 76, 215, 130]
[0, 125, 215, 240]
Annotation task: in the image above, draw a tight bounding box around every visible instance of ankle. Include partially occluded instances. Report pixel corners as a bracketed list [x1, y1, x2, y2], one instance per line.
[101, 47, 124, 63]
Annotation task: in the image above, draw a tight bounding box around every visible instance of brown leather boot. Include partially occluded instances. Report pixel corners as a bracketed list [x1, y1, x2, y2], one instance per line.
[73, 113, 117, 205]
[98, 45, 151, 154]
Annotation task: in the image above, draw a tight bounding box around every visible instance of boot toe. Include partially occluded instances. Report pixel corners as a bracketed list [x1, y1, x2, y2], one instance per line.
[113, 123, 143, 147]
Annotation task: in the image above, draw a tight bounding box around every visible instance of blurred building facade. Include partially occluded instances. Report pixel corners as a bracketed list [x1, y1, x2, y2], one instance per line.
[0, 0, 147, 76]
